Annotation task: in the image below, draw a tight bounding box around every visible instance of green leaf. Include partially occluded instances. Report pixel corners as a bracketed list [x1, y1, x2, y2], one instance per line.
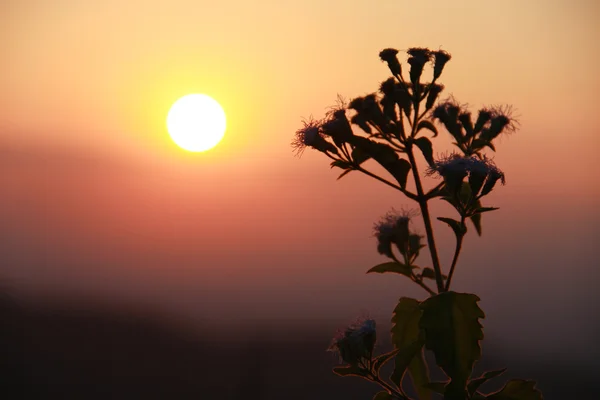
[421, 267, 447, 280]
[414, 137, 435, 167]
[367, 262, 413, 277]
[337, 169, 353, 180]
[419, 292, 485, 395]
[417, 120, 438, 137]
[352, 146, 371, 166]
[438, 217, 466, 238]
[486, 379, 543, 400]
[372, 392, 393, 400]
[423, 381, 447, 394]
[391, 298, 433, 400]
[332, 365, 368, 377]
[372, 349, 400, 374]
[468, 368, 507, 397]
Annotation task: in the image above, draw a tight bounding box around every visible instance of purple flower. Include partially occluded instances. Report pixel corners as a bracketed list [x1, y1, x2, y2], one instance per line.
[328, 318, 377, 365]
[428, 154, 505, 196]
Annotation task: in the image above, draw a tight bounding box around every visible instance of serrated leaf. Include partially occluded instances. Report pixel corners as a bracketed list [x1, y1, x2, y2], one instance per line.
[417, 120, 438, 137]
[391, 297, 432, 400]
[352, 146, 371, 166]
[468, 368, 507, 397]
[391, 339, 426, 391]
[486, 379, 543, 400]
[423, 381, 447, 394]
[372, 349, 400, 374]
[367, 262, 413, 277]
[372, 392, 393, 400]
[414, 137, 435, 167]
[332, 365, 368, 377]
[438, 217, 466, 238]
[419, 292, 485, 394]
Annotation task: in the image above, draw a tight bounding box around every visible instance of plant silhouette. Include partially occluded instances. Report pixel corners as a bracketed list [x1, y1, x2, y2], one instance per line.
[292, 47, 542, 400]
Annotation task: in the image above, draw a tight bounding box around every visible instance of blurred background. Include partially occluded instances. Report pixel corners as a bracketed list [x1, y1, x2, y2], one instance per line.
[1, 0, 599, 398]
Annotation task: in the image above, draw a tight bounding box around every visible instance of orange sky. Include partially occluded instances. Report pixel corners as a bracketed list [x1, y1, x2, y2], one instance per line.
[1, 0, 599, 360]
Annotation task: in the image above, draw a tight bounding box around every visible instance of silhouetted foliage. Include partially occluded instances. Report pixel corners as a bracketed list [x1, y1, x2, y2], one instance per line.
[293, 47, 542, 400]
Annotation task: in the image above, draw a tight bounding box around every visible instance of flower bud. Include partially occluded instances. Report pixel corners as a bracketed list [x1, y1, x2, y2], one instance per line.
[374, 209, 415, 258]
[292, 119, 339, 156]
[321, 110, 354, 147]
[459, 112, 474, 139]
[432, 50, 451, 80]
[351, 114, 372, 134]
[379, 48, 402, 77]
[473, 109, 492, 133]
[407, 47, 431, 85]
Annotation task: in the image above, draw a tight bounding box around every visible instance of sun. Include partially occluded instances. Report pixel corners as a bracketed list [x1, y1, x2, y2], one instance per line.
[166, 94, 226, 152]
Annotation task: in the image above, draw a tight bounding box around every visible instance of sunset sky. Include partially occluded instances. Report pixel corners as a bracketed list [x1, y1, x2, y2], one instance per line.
[1, 0, 599, 368]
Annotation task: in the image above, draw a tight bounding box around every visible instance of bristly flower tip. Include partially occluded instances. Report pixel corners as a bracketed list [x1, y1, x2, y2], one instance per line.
[292, 117, 338, 157]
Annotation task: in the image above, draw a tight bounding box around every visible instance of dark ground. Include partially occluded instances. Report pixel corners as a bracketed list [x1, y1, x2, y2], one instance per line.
[0, 293, 595, 399]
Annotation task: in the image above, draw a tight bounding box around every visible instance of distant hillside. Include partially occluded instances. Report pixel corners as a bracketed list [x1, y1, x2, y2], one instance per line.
[0, 293, 594, 399]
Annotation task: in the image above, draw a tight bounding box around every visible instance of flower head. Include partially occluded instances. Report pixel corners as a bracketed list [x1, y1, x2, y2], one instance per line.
[321, 109, 354, 146]
[407, 47, 431, 84]
[379, 48, 402, 76]
[428, 154, 505, 196]
[373, 208, 418, 258]
[432, 50, 451, 80]
[292, 117, 338, 157]
[328, 318, 377, 365]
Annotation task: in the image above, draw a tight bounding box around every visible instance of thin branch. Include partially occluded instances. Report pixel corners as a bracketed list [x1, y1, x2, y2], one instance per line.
[356, 166, 418, 201]
[444, 216, 465, 291]
[407, 90, 445, 293]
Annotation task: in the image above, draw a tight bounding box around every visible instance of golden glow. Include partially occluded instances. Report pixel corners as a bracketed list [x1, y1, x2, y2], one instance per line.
[166, 94, 226, 152]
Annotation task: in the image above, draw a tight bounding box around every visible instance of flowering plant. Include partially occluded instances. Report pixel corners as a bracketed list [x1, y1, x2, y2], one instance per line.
[293, 47, 542, 400]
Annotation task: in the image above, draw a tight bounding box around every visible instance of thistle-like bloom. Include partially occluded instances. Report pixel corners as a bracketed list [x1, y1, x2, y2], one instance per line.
[432, 50, 451, 80]
[379, 48, 402, 77]
[321, 109, 354, 147]
[428, 154, 505, 196]
[432, 99, 466, 141]
[328, 318, 377, 365]
[407, 47, 431, 84]
[292, 118, 338, 156]
[373, 209, 417, 258]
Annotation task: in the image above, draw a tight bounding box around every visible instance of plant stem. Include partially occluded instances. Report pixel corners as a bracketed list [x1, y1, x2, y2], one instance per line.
[368, 372, 412, 400]
[444, 217, 465, 291]
[412, 273, 436, 296]
[406, 149, 445, 293]
[356, 166, 418, 201]
[408, 85, 445, 293]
